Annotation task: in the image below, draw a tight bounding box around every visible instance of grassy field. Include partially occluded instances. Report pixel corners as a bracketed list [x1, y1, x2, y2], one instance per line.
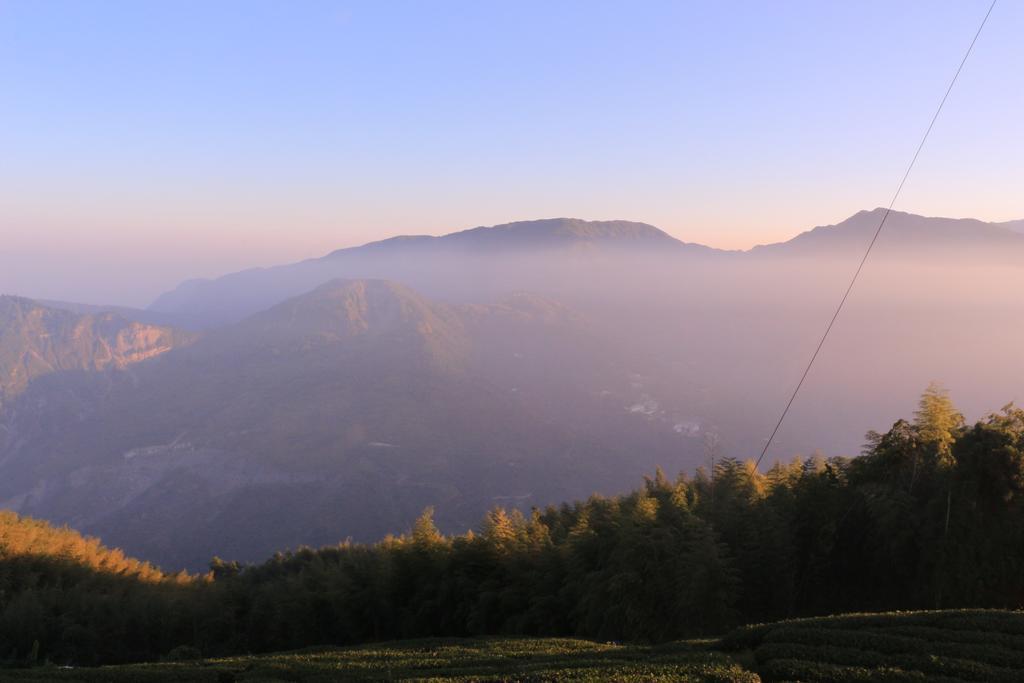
[6, 610, 1024, 682]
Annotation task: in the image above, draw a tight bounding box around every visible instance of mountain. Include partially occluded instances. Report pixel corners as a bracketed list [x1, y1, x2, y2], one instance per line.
[0, 280, 701, 570]
[0, 296, 192, 409]
[148, 211, 1024, 329]
[148, 218, 715, 328]
[216, 278, 470, 371]
[749, 208, 1024, 259]
[37, 298, 192, 329]
[330, 217, 700, 254]
[6, 210, 1024, 572]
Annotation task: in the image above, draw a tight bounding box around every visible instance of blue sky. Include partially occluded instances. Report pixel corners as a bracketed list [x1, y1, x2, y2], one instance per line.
[1, 0, 1020, 305]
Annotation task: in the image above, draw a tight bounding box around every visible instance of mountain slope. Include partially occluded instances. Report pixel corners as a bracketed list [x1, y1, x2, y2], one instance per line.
[1001, 218, 1024, 235]
[38, 298, 192, 329]
[0, 509, 168, 581]
[1, 280, 701, 570]
[0, 296, 192, 409]
[222, 279, 469, 370]
[0, 510, 192, 666]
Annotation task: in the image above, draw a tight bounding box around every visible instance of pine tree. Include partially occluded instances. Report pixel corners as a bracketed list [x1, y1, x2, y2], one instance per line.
[411, 507, 444, 548]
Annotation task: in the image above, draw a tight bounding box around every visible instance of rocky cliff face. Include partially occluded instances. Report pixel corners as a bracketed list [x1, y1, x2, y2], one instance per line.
[0, 296, 193, 408]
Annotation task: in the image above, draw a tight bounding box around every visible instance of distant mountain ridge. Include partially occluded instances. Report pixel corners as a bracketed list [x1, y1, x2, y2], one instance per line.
[750, 208, 1024, 255]
[147, 218, 713, 327]
[330, 217, 710, 256]
[146, 211, 1024, 329]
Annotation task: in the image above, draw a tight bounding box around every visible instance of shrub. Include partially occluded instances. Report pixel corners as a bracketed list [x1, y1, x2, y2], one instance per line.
[163, 645, 202, 662]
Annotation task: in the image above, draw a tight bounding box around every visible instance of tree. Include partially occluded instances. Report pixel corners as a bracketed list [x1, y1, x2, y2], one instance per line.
[411, 507, 444, 548]
[914, 382, 964, 465]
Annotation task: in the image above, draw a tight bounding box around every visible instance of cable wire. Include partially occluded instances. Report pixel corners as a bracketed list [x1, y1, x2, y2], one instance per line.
[754, 0, 998, 469]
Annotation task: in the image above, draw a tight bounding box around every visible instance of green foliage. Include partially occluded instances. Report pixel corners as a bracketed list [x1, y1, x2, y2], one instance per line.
[0, 510, 196, 666]
[162, 646, 202, 662]
[720, 609, 1024, 682]
[3, 386, 1024, 676]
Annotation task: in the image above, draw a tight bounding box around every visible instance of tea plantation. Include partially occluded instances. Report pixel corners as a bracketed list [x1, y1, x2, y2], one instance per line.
[719, 609, 1024, 682]
[7, 610, 1024, 682]
[0, 638, 756, 682]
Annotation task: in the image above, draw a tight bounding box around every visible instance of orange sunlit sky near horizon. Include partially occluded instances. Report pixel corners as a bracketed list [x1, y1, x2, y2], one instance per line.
[1, 0, 1021, 306]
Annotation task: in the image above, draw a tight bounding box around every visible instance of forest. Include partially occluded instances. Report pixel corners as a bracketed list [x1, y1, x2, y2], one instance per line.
[2, 386, 1023, 667]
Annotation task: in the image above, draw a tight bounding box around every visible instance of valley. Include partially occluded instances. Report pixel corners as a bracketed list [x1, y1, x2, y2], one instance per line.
[2, 212, 1022, 570]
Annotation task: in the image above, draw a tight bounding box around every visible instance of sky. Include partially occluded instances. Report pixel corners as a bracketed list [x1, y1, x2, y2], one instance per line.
[1, 0, 1021, 306]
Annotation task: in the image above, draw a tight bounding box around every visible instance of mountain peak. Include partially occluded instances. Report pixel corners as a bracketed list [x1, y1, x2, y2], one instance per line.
[223, 279, 467, 363]
[449, 217, 677, 244]
[335, 218, 694, 257]
[750, 209, 1024, 255]
[251, 278, 437, 330]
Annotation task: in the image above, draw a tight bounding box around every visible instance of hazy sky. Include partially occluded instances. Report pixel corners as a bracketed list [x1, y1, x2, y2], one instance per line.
[1, 0, 1021, 306]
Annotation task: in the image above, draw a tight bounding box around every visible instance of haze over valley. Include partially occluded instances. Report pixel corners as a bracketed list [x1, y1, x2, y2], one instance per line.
[2, 209, 1021, 570]
[5, 3, 1024, 678]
